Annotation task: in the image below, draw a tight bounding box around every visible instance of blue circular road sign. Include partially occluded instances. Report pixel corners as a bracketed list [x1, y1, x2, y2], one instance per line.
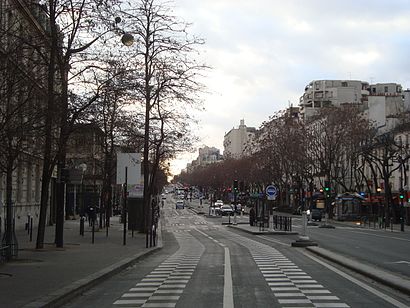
[266, 185, 278, 200]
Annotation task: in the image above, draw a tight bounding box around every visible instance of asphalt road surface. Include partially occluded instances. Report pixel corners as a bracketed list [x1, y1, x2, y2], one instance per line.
[64, 197, 410, 307]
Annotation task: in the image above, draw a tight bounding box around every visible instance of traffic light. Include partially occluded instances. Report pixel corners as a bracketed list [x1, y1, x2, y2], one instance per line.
[324, 180, 331, 198]
[399, 191, 405, 200]
[233, 180, 239, 192]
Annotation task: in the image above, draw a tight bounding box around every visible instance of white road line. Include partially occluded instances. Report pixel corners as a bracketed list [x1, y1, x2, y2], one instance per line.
[303, 251, 409, 308]
[196, 228, 234, 308]
[223, 247, 234, 308]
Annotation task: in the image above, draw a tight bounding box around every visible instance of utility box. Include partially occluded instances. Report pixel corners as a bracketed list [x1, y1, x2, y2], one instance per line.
[128, 197, 144, 232]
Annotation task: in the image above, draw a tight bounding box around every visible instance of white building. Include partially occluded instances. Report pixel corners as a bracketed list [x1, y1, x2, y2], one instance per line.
[299, 80, 370, 120]
[185, 146, 223, 173]
[223, 119, 256, 159]
[367, 83, 405, 134]
[198, 146, 223, 166]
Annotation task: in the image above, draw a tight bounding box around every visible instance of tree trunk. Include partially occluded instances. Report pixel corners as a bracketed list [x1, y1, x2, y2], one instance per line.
[36, 0, 57, 249]
[4, 155, 14, 260]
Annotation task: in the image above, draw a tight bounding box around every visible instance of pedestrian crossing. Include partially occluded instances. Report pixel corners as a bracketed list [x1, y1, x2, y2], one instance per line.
[113, 233, 205, 307]
[229, 234, 350, 308]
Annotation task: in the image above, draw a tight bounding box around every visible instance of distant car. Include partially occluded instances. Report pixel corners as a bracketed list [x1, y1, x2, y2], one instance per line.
[311, 209, 323, 221]
[213, 200, 224, 215]
[176, 200, 184, 209]
[220, 204, 234, 216]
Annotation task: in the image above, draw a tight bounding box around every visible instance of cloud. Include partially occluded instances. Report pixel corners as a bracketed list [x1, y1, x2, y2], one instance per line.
[170, 0, 410, 175]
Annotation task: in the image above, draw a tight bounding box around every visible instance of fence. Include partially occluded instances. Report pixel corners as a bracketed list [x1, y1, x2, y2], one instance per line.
[257, 215, 292, 232]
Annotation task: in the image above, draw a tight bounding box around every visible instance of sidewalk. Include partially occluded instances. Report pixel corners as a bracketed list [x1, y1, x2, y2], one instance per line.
[0, 217, 161, 308]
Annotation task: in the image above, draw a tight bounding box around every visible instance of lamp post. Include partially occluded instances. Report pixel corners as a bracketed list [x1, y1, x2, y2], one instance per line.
[399, 156, 405, 232]
[120, 30, 152, 248]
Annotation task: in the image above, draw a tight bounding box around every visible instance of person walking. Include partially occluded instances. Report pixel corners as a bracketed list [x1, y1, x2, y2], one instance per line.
[249, 207, 255, 226]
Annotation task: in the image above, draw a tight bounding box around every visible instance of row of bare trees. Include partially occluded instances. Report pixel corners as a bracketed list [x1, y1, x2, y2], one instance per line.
[177, 106, 410, 222]
[0, 0, 205, 257]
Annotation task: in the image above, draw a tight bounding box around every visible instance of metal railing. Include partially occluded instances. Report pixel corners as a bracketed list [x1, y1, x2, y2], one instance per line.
[272, 215, 292, 232]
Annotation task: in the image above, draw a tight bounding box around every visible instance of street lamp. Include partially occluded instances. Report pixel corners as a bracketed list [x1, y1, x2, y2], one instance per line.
[120, 30, 152, 247]
[121, 33, 134, 47]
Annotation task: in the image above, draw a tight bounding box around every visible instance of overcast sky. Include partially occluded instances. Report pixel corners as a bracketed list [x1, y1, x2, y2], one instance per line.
[169, 0, 410, 175]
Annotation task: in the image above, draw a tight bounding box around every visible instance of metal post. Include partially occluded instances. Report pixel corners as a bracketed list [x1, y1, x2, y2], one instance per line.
[80, 216, 84, 236]
[92, 219, 95, 244]
[123, 167, 127, 246]
[73, 184, 77, 217]
[30, 218, 33, 242]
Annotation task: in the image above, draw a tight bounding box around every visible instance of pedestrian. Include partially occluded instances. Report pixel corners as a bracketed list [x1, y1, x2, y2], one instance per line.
[249, 207, 255, 226]
[87, 205, 96, 226]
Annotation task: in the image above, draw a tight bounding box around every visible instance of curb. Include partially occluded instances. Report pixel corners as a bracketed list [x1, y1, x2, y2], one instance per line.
[23, 234, 163, 308]
[306, 246, 410, 296]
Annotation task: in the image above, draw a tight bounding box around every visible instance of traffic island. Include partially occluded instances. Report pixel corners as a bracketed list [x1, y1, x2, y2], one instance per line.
[292, 211, 318, 247]
[291, 236, 318, 247]
[318, 223, 336, 229]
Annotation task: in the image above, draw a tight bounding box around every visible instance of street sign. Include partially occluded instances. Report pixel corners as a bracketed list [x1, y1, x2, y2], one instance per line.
[266, 185, 278, 200]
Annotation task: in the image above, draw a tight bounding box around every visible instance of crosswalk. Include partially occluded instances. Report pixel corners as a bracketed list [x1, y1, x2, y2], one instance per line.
[229, 234, 350, 308]
[113, 233, 205, 307]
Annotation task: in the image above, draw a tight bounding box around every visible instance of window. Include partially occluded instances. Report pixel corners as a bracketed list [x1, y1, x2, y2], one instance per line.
[384, 86, 388, 93]
[341, 82, 348, 87]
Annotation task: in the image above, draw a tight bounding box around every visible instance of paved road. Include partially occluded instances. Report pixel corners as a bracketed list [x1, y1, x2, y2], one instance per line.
[64, 197, 409, 307]
[291, 216, 410, 279]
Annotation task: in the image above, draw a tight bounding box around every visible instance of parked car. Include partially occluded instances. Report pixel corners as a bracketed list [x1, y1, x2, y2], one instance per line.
[220, 204, 234, 216]
[311, 208, 323, 221]
[176, 200, 185, 209]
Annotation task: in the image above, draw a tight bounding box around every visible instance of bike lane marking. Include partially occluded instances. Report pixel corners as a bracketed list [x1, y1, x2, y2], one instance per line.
[195, 229, 234, 308]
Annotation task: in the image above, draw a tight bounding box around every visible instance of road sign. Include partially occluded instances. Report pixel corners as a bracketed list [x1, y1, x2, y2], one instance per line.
[266, 185, 278, 200]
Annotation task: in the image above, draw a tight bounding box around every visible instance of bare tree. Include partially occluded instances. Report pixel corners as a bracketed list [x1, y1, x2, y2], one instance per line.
[34, 0, 123, 249]
[306, 106, 371, 216]
[115, 0, 207, 247]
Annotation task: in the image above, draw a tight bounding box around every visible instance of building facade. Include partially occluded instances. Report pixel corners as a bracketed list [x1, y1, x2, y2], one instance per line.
[0, 0, 50, 232]
[299, 80, 370, 120]
[223, 119, 256, 159]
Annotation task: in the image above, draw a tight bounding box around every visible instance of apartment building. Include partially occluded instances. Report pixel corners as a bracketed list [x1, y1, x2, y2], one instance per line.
[0, 0, 51, 231]
[223, 119, 256, 159]
[186, 146, 223, 173]
[299, 80, 370, 120]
